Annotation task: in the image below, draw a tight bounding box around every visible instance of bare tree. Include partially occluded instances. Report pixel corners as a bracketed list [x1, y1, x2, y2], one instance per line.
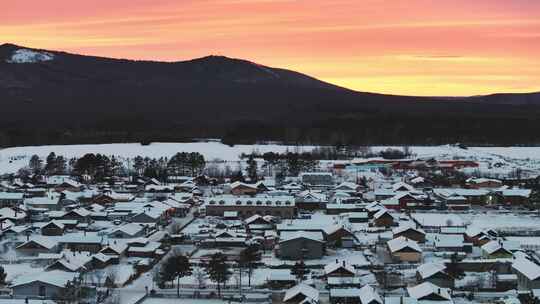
[193, 267, 207, 289]
[105, 267, 118, 289]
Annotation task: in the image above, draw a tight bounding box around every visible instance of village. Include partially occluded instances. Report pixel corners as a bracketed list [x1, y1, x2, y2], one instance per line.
[0, 144, 540, 304]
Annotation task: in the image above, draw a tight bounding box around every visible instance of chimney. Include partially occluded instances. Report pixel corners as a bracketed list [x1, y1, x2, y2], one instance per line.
[342, 260, 346, 267]
[438, 288, 441, 294]
[336, 259, 339, 264]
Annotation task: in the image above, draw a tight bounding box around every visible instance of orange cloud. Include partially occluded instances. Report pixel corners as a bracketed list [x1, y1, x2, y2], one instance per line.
[1, 0, 539, 96]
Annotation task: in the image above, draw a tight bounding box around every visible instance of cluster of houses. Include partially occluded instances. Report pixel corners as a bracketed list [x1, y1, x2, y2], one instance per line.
[0, 160, 538, 304]
[0, 175, 195, 300]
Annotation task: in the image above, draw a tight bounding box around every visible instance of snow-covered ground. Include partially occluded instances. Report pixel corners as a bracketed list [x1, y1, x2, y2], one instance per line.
[2, 142, 540, 177]
[0, 142, 317, 174]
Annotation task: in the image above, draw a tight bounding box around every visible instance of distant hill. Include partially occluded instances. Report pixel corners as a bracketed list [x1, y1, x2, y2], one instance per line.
[1, 43, 540, 146]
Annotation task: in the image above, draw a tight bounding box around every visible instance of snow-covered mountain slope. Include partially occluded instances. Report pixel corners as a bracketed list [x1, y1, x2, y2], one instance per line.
[6, 48, 54, 63]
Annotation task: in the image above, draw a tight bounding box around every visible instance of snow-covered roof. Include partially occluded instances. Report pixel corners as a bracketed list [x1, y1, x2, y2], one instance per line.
[392, 225, 426, 236]
[359, 285, 383, 304]
[17, 237, 58, 250]
[0, 192, 24, 200]
[407, 282, 451, 301]
[417, 263, 447, 279]
[279, 231, 324, 243]
[283, 283, 319, 303]
[206, 195, 295, 207]
[512, 257, 540, 280]
[481, 240, 512, 255]
[324, 259, 355, 275]
[387, 236, 421, 253]
[11, 270, 78, 288]
[434, 234, 465, 248]
[229, 181, 258, 189]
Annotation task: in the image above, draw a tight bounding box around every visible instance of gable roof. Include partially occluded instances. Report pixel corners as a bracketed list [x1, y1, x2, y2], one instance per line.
[324, 259, 355, 275]
[359, 285, 383, 304]
[393, 225, 426, 236]
[512, 257, 540, 281]
[283, 283, 319, 303]
[417, 263, 447, 280]
[387, 236, 421, 253]
[11, 270, 79, 288]
[407, 282, 451, 301]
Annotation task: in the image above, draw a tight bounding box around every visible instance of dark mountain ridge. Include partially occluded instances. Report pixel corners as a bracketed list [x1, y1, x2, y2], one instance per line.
[1, 43, 540, 146]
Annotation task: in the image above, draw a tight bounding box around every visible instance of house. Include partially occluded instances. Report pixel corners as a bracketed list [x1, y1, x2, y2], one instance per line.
[46, 259, 88, 273]
[372, 209, 395, 227]
[266, 269, 297, 289]
[245, 214, 274, 232]
[325, 225, 356, 248]
[16, 237, 59, 256]
[278, 231, 325, 260]
[481, 240, 513, 259]
[330, 288, 363, 304]
[300, 172, 333, 188]
[108, 223, 146, 238]
[416, 263, 454, 288]
[0, 207, 26, 224]
[205, 195, 296, 219]
[229, 181, 258, 196]
[59, 233, 104, 253]
[86, 252, 116, 269]
[465, 227, 496, 246]
[55, 179, 83, 192]
[281, 182, 303, 192]
[466, 177, 502, 189]
[324, 259, 356, 277]
[512, 257, 540, 290]
[407, 282, 452, 303]
[25, 196, 62, 211]
[130, 210, 164, 224]
[358, 285, 383, 304]
[381, 192, 424, 210]
[347, 212, 368, 223]
[283, 283, 319, 304]
[41, 221, 65, 236]
[495, 188, 532, 206]
[0, 192, 24, 207]
[335, 182, 362, 193]
[295, 191, 327, 210]
[100, 242, 128, 257]
[327, 277, 363, 289]
[11, 271, 79, 299]
[392, 225, 426, 243]
[434, 234, 469, 253]
[59, 208, 92, 223]
[387, 237, 422, 263]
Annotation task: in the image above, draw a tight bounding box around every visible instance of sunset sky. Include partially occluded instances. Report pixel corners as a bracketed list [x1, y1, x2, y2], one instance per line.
[2, 0, 539, 96]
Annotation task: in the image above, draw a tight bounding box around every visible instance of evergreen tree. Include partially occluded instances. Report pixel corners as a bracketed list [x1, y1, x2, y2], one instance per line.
[45, 152, 57, 175]
[160, 253, 192, 297]
[246, 155, 258, 181]
[239, 244, 259, 287]
[0, 266, 6, 285]
[55, 155, 67, 175]
[205, 252, 231, 297]
[28, 154, 43, 174]
[133, 156, 145, 176]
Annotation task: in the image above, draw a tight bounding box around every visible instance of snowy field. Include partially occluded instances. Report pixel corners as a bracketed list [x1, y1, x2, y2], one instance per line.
[2, 142, 540, 175]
